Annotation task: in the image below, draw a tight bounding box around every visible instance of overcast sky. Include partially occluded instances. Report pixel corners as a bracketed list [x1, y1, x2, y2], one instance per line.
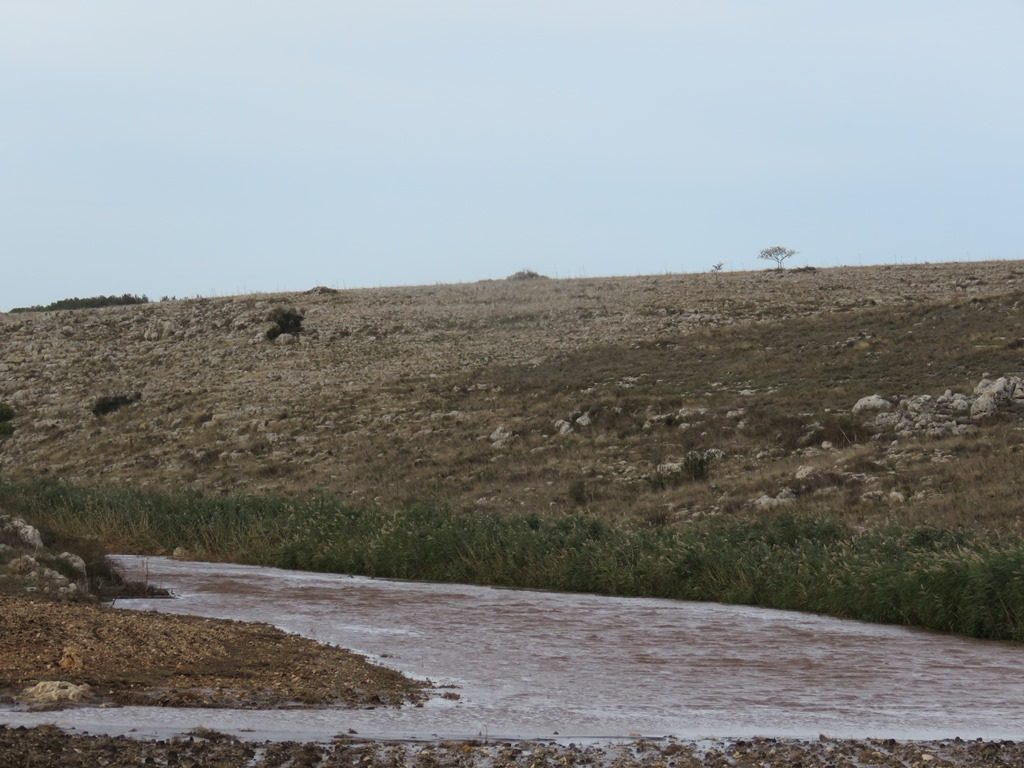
[2, 2, 1022, 308]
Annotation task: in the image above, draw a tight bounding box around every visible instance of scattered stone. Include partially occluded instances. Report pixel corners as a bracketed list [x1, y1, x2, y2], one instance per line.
[795, 465, 817, 481]
[489, 426, 514, 447]
[575, 412, 592, 427]
[752, 490, 796, 511]
[554, 419, 573, 436]
[58, 646, 85, 672]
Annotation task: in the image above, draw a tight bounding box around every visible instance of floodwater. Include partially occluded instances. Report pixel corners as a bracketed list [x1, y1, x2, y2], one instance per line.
[4, 556, 1024, 742]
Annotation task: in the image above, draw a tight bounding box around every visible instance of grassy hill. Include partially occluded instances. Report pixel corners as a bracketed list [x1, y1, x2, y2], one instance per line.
[2, 261, 1024, 638]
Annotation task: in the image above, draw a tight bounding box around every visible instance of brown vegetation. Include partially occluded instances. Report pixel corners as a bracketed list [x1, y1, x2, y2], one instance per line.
[0, 261, 1022, 532]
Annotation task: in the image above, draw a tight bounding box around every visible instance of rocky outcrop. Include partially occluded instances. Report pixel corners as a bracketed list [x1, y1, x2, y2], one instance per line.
[854, 376, 1022, 437]
[1, 515, 83, 598]
[0, 515, 43, 549]
[971, 376, 1022, 420]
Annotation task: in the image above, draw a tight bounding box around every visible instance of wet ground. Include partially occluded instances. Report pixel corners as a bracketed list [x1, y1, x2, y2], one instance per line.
[4, 556, 1023, 744]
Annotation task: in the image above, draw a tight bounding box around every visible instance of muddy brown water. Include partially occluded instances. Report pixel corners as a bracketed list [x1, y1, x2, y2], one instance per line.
[4, 556, 1024, 742]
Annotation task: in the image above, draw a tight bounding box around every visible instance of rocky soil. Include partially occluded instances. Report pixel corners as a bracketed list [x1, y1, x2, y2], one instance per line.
[0, 594, 426, 710]
[3, 727, 1024, 767]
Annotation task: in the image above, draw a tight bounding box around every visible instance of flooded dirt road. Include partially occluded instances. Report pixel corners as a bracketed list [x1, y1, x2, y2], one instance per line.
[4, 556, 1024, 742]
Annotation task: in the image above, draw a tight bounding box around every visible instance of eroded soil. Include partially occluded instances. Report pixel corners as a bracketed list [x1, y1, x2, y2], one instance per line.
[2, 727, 1023, 768]
[0, 595, 426, 709]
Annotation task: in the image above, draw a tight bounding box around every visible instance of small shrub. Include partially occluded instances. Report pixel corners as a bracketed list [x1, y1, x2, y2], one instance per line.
[266, 307, 304, 340]
[568, 479, 588, 506]
[507, 269, 546, 281]
[681, 450, 712, 481]
[92, 392, 141, 417]
[0, 402, 14, 439]
[649, 450, 713, 489]
[819, 414, 870, 447]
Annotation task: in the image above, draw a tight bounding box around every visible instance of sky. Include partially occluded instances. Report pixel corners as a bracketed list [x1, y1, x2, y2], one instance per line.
[1, 1, 1022, 309]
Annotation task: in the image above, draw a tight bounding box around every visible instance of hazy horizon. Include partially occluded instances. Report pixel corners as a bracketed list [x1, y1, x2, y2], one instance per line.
[3, 2, 1022, 309]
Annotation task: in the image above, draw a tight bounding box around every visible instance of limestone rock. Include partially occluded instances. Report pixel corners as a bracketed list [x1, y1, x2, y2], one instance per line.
[0, 515, 44, 549]
[752, 490, 796, 511]
[58, 552, 88, 577]
[971, 393, 999, 420]
[18, 680, 92, 710]
[852, 395, 892, 415]
[7, 554, 37, 574]
[794, 465, 817, 481]
[489, 425, 513, 447]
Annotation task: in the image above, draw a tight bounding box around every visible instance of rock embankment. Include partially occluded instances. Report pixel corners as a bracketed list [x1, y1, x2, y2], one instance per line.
[0, 515, 86, 600]
[853, 375, 1023, 438]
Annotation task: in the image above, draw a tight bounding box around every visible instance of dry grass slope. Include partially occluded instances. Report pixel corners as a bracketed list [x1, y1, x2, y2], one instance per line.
[1, 261, 1022, 528]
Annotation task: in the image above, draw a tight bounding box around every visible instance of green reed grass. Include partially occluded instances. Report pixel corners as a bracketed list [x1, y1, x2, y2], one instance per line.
[2, 479, 1022, 641]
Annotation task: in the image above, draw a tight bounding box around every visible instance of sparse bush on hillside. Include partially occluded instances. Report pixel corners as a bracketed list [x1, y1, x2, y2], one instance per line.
[567, 478, 588, 506]
[507, 269, 546, 281]
[682, 450, 712, 481]
[650, 450, 714, 489]
[10, 294, 150, 313]
[92, 392, 141, 417]
[0, 402, 14, 439]
[265, 307, 304, 340]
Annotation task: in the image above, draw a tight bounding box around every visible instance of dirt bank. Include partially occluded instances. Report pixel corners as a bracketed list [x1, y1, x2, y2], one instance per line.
[0, 595, 427, 709]
[2, 726, 1021, 767]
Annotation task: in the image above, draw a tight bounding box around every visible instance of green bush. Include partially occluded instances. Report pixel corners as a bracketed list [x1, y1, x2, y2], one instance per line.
[10, 294, 149, 313]
[681, 450, 712, 481]
[92, 392, 141, 417]
[266, 307, 304, 340]
[0, 402, 13, 438]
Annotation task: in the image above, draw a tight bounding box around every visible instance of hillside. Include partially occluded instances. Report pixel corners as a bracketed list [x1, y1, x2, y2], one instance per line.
[1, 261, 1023, 526]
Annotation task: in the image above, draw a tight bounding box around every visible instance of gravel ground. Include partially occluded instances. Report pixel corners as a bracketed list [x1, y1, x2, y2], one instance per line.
[3, 726, 1024, 767]
[0, 596, 427, 709]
